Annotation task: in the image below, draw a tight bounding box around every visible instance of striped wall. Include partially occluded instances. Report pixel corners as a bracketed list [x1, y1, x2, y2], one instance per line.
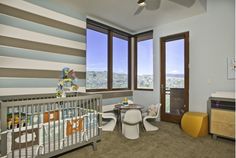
[0, 0, 86, 96]
[0, 0, 133, 104]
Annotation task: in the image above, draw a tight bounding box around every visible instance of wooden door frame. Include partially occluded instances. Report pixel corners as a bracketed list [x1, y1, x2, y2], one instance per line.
[160, 32, 189, 123]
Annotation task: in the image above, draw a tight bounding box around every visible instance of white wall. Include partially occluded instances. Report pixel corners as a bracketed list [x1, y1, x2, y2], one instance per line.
[133, 0, 235, 112]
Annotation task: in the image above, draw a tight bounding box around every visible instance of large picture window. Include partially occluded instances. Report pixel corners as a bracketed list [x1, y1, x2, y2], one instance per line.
[86, 19, 131, 91]
[134, 31, 154, 90]
[112, 34, 129, 89]
[86, 28, 108, 90]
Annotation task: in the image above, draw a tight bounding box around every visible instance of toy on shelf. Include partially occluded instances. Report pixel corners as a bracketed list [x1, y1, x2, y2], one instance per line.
[56, 67, 80, 98]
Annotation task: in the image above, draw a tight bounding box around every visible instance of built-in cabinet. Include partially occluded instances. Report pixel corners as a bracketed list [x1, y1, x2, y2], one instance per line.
[208, 96, 235, 139]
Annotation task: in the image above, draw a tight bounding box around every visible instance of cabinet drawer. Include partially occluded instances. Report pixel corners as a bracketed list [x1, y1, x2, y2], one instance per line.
[211, 121, 235, 138]
[210, 109, 235, 138]
[211, 109, 235, 122]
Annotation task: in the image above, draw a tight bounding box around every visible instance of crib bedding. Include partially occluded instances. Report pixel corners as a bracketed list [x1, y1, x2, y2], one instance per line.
[7, 126, 98, 158]
[6, 109, 99, 158]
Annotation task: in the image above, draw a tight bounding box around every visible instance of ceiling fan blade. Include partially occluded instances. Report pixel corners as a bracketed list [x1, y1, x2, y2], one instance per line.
[134, 6, 145, 15]
[145, 0, 161, 10]
[168, 0, 196, 8]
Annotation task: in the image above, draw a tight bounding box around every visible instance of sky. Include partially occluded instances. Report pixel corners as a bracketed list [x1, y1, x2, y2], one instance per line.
[87, 29, 128, 74]
[87, 29, 184, 75]
[137, 39, 153, 75]
[166, 39, 184, 75]
[87, 29, 108, 72]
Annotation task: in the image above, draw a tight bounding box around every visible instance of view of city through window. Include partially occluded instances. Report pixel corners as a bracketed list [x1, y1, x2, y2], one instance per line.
[86, 29, 129, 89]
[165, 39, 185, 90]
[137, 39, 153, 89]
[86, 29, 108, 89]
[112, 36, 128, 88]
[86, 28, 184, 92]
[165, 39, 185, 113]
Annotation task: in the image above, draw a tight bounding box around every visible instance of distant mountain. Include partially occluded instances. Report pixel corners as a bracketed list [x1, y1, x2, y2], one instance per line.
[86, 71, 183, 89]
[86, 71, 152, 89]
[166, 74, 184, 78]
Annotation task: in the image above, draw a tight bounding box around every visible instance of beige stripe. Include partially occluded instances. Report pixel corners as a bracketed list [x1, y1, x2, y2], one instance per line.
[0, 24, 86, 50]
[0, 87, 86, 96]
[0, 0, 86, 29]
[0, 68, 86, 79]
[0, 4, 86, 35]
[0, 36, 86, 57]
[90, 91, 133, 99]
[0, 56, 85, 72]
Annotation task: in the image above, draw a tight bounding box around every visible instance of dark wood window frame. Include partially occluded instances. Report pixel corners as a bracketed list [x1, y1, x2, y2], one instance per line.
[86, 19, 132, 92]
[134, 30, 154, 91]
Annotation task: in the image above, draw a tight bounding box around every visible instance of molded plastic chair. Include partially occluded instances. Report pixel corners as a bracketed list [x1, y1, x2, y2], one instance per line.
[120, 100, 134, 119]
[102, 104, 117, 131]
[122, 109, 142, 139]
[143, 104, 161, 131]
[102, 112, 117, 131]
[128, 100, 134, 104]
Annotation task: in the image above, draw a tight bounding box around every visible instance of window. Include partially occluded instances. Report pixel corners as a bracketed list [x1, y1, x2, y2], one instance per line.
[86, 19, 131, 91]
[112, 34, 129, 88]
[86, 28, 108, 90]
[134, 31, 153, 90]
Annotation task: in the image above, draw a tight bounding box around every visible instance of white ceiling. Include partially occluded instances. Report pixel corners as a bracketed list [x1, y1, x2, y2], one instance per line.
[26, 0, 207, 34]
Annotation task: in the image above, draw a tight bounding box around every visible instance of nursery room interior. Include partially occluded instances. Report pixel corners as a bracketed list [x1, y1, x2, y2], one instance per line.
[0, 0, 235, 158]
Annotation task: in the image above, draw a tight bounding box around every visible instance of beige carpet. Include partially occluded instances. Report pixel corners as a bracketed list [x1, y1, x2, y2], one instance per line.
[59, 122, 235, 158]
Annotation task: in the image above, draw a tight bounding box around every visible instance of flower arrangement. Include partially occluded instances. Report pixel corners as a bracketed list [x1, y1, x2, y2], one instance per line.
[56, 67, 79, 98]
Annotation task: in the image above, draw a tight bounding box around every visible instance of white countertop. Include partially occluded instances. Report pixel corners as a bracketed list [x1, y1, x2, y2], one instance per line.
[211, 91, 235, 99]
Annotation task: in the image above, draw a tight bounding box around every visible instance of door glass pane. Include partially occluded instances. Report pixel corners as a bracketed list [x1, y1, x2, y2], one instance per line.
[112, 36, 129, 88]
[165, 39, 185, 115]
[86, 29, 108, 89]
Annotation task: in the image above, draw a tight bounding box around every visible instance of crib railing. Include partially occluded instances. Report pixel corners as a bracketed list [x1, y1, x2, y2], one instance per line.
[0, 93, 102, 158]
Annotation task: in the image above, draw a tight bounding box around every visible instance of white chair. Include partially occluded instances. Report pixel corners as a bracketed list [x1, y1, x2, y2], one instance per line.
[143, 104, 161, 132]
[128, 100, 134, 104]
[102, 113, 117, 131]
[122, 109, 142, 139]
[120, 100, 134, 119]
[102, 104, 117, 131]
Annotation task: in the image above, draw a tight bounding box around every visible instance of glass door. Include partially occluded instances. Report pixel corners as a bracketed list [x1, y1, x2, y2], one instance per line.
[160, 32, 189, 123]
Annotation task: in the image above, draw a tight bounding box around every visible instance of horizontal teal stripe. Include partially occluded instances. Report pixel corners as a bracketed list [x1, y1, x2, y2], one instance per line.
[0, 45, 86, 65]
[0, 78, 86, 88]
[102, 96, 133, 105]
[24, 0, 87, 21]
[0, 14, 86, 42]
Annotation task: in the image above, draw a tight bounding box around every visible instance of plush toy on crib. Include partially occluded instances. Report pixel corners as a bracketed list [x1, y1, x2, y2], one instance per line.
[56, 67, 80, 98]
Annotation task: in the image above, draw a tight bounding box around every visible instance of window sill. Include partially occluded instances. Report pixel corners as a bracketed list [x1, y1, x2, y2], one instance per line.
[86, 90, 133, 99]
[86, 88, 131, 93]
[134, 88, 154, 91]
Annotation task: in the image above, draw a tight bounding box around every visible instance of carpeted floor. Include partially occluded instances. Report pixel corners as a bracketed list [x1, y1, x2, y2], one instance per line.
[59, 121, 235, 158]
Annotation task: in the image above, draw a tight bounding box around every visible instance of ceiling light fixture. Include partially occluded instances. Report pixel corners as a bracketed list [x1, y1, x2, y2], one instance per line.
[134, 0, 197, 15]
[138, 0, 146, 7]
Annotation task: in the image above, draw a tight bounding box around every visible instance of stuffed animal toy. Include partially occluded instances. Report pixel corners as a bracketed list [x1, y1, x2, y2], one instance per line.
[56, 67, 80, 98]
[148, 104, 158, 116]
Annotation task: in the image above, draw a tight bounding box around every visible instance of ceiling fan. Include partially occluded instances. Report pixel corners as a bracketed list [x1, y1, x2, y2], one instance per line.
[134, 0, 197, 15]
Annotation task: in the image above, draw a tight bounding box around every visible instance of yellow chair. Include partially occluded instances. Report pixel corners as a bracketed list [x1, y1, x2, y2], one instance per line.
[181, 112, 208, 137]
